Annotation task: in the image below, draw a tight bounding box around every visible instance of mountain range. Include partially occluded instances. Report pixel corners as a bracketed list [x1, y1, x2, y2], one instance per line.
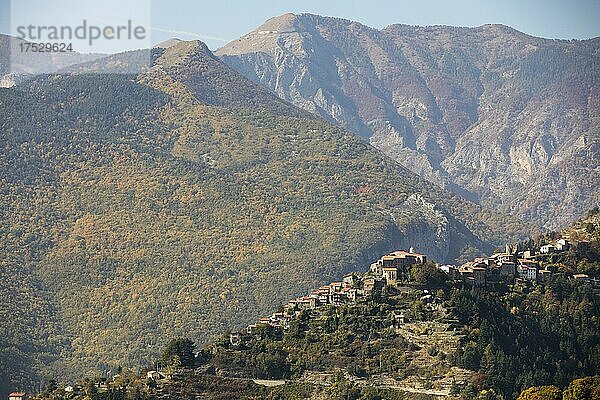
[217, 13, 600, 230]
[0, 34, 103, 87]
[0, 36, 530, 392]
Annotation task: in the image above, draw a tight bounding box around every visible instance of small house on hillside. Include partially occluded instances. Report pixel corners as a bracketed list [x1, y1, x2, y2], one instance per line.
[369, 262, 382, 276]
[472, 267, 486, 287]
[229, 333, 241, 347]
[556, 239, 570, 252]
[439, 265, 460, 280]
[518, 266, 537, 281]
[371, 249, 427, 284]
[538, 269, 552, 281]
[522, 250, 535, 259]
[363, 277, 384, 293]
[342, 273, 357, 285]
[500, 262, 516, 277]
[147, 371, 164, 380]
[246, 324, 257, 334]
[392, 311, 406, 327]
[572, 273, 590, 282]
[8, 393, 27, 400]
[490, 252, 516, 265]
[329, 282, 344, 294]
[383, 267, 398, 284]
[540, 244, 555, 254]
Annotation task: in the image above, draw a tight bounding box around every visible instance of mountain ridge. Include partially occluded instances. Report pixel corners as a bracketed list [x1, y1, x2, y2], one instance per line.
[216, 13, 600, 230]
[0, 34, 104, 86]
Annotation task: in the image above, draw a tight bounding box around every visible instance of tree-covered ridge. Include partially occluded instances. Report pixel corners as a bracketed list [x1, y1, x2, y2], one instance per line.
[449, 280, 598, 397]
[520, 208, 600, 275]
[517, 376, 600, 400]
[565, 207, 600, 237]
[153, 40, 311, 117]
[1, 40, 531, 394]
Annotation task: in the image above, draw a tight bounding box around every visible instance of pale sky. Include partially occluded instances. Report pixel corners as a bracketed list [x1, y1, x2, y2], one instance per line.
[149, 0, 600, 49]
[1, 0, 599, 52]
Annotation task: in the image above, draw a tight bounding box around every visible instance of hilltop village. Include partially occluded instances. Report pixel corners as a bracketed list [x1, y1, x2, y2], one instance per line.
[16, 228, 599, 400]
[241, 238, 593, 337]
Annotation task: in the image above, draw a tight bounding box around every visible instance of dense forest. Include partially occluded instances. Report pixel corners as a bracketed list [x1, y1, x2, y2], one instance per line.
[449, 280, 598, 397]
[0, 40, 533, 394]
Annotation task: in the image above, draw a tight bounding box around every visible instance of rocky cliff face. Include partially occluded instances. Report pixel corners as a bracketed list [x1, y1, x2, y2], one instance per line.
[217, 14, 600, 230]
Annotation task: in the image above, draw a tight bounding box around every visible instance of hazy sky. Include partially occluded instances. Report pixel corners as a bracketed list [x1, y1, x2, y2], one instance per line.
[150, 0, 600, 49]
[1, 0, 599, 52]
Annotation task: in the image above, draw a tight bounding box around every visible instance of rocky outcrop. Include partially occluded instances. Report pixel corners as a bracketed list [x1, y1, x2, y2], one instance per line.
[216, 14, 600, 229]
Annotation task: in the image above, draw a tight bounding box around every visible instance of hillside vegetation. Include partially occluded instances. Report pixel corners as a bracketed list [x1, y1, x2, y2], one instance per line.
[27, 248, 599, 400]
[1, 41, 530, 393]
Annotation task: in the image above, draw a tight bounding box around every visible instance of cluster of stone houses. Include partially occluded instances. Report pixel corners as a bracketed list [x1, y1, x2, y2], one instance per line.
[241, 276, 364, 340]
[231, 240, 591, 346]
[439, 239, 573, 287]
[232, 249, 428, 345]
[540, 239, 571, 254]
[369, 249, 427, 284]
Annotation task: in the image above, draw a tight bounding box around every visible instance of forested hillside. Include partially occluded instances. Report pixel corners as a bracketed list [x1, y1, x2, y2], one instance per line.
[0, 40, 530, 393]
[27, 251, 599, 400]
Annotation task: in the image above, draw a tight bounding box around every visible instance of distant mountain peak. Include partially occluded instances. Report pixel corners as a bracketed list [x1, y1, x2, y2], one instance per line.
[216, 13, 301, 56]
[217, 14, 600, 230]
[153, 38, 184, 48]
[155, 39, 217, 67]
[257, 12, 298, 32]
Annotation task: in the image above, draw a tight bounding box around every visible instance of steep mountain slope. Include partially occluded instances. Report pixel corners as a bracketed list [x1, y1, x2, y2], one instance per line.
[216, 14, 600, 230]
[0, 40, 530, 392]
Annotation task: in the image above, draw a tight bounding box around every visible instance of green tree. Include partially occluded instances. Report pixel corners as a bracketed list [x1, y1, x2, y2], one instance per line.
[517, 386, 562, 400]
[476, 389, 503, 399]
[42, 379, 58, 396]
[410, 263, 447, 287]
[327, 378, 360, 400]
[84, 379, 99, 400]
[160, 338, 195, 367]
[563, 376, 600, 400]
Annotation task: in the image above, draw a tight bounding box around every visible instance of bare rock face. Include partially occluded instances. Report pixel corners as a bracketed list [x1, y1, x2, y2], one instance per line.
[395, 194, 450, 261]
[217, 14, 600, 229]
